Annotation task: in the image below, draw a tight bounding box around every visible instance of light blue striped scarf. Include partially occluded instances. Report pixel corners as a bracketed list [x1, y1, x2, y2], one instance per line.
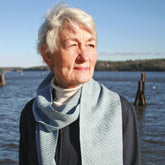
[33, 73, 123, 165]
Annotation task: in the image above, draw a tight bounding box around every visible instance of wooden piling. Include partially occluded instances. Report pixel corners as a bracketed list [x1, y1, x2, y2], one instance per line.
[0, 72, 5, 86]
[141, 73, 145, 82]
[134, 73, 146, 106]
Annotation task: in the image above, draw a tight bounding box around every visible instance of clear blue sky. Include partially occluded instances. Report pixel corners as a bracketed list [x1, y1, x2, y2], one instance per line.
[0, 0, 165, 67]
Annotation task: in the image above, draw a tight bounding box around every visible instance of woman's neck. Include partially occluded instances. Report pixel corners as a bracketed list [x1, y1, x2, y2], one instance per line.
[51, 78, 82, 105]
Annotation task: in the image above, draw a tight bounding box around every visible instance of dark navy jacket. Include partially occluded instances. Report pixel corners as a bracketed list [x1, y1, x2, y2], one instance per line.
[19, 96, 141, 165]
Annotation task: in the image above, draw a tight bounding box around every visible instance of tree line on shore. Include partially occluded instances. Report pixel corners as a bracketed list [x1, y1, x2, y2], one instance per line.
[95, 58, 165, 71]
[0, 59, 165, 72]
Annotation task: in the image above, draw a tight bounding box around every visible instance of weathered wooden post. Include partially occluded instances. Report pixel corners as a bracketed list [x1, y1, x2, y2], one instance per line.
[0, 72, 5, 86]
[134, 73, 146, 106]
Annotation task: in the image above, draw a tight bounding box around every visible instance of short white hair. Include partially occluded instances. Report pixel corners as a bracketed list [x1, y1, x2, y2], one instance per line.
[37, 2, 97, 54]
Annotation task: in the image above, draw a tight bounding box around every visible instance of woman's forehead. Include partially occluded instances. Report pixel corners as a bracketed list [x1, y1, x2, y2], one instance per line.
[60, 23, 96, 40]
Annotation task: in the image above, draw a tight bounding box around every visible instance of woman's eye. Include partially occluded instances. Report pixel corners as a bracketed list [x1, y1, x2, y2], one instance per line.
[64, 41, 77, 48]
[88, 44, 95, 48]
[71, 43, 77, 46]
[67, 43, 77, 47]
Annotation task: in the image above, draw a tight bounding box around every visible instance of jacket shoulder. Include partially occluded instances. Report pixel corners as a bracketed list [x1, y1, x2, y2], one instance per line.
[119, 95, 135, 121]
[19, 98, 38, 165]
[20, 98, 35, 124]
[119, 95, 142, 165]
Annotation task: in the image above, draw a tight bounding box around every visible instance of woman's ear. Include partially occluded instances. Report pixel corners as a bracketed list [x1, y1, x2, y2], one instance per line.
[40, 45, 53, 67]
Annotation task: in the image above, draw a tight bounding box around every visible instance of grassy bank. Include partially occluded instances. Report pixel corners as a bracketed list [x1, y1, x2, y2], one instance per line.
[0, 59, 165, 72]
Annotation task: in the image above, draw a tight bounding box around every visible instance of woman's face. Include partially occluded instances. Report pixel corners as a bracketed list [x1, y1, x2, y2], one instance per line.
[47, 24, 97, 89]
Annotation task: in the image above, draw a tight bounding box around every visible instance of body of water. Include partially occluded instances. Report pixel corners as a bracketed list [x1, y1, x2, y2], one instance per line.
[0, 71, 165, 164]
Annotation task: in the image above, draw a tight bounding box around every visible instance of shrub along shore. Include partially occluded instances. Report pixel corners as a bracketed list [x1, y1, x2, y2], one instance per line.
[1, 59, 165, 72]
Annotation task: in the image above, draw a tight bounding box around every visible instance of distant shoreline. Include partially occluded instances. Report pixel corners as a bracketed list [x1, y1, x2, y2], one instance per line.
[0, 59, 165, 72]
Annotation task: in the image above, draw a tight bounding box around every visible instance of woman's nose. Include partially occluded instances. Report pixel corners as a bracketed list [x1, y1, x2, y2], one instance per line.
[76, 47, 89, 62]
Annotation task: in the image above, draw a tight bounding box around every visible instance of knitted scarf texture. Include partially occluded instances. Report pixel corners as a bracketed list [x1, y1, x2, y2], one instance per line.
[33, 73, 123, 165]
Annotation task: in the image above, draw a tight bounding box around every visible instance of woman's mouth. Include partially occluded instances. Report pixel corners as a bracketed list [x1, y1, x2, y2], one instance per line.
[74, 66, 89, 71]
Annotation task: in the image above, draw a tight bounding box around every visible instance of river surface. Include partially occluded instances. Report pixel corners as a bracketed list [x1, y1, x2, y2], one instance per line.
[0, 71, 165, 164]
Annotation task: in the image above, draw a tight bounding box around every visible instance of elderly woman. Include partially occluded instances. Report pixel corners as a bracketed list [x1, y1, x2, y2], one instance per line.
[19, 3, 141, 165]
